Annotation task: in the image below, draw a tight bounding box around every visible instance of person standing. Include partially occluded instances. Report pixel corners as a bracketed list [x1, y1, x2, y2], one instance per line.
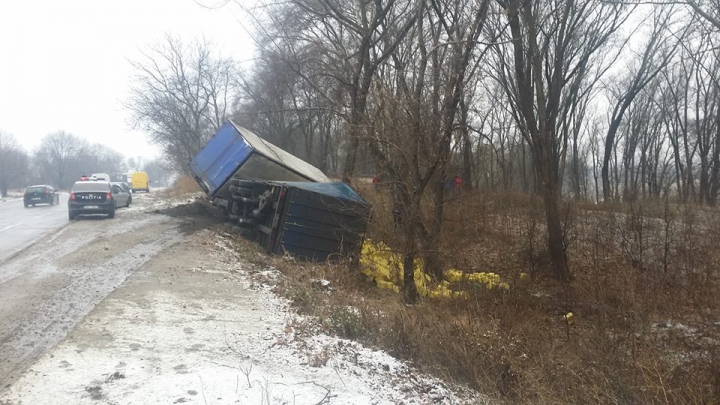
[372, 174, 380, 191]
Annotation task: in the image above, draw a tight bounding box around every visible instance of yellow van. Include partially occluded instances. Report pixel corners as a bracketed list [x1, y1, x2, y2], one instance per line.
[131, 172, 150, 192]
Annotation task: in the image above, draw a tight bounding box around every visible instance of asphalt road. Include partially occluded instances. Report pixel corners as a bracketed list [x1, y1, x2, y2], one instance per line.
[0, 192, 182, 390]
[0, 195, 70, 264]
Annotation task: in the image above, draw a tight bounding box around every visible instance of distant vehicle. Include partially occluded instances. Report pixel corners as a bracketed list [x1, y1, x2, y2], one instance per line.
[79, 174, 90, 181]
[24, 185, 58, 208]
[131, 172, 150, 192]
[112, 182, 132, 205]
[90, 173, 111, 182]
[120, 181, 132, 193]
[68, 181, 128, 219]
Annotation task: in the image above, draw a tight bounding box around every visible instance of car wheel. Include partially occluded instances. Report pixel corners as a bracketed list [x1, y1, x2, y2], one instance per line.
[126, 197, 131, 207]
[24, 203, 28, 208]
[50, 199, 54, 206]
[108, 210, 115, 218]
[68, 212, 75, 220]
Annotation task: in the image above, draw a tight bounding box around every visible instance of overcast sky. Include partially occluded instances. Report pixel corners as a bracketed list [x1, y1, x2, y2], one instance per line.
[0, 0, 254, 160]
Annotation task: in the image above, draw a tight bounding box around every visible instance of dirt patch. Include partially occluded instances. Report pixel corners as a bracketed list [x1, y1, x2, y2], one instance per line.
[84, 385, 103, 401]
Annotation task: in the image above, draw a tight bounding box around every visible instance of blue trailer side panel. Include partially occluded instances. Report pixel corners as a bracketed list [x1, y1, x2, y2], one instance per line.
[273, 185, 371, 261]
[189, 122, 254, 196]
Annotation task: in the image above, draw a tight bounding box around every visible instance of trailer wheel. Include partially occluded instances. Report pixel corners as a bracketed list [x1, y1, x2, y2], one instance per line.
[231, 192, 253, 202]
[229, 185, 252, 196]
[240, 197, 260, 205]
[237, 217, 257, 227]
[230, 179, 256, 189]
[239, 227, 256, 238]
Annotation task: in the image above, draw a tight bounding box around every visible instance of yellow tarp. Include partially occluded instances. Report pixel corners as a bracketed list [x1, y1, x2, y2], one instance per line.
[359, 240, 509, 298]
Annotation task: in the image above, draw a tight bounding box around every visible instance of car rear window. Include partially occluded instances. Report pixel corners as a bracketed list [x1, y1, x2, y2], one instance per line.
[72, 182, 111, 192]
[26, 186, 46, 193]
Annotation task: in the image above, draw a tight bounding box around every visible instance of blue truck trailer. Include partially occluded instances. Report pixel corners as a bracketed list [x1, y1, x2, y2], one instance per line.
[189, 120, 371, 262]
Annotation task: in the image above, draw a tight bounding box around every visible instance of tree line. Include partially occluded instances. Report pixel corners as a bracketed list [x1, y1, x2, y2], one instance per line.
[0, 131, 169, 196]
[128, 0, 720, 299]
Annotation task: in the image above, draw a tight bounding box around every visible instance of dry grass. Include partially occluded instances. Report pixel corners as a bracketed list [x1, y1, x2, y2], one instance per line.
[164, 175, 201, 198]
[221, 183, 720, 404]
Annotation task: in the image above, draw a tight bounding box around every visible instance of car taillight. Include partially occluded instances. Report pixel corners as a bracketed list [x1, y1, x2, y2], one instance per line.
[70, 193, 76, 200]
[106, 192, 112, 199]
[45, 189, 48, 194]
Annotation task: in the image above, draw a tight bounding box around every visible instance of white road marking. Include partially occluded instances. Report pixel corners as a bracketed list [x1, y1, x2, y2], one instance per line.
[31, 212, 55, 220]
[0, 223, 22, 233]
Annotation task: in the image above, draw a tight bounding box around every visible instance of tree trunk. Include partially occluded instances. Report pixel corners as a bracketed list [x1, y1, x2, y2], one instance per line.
[542, 182, 569, 281]
[709, 121, 720, 205]
[460, 99, 473, 191]
[402, 193, 420, 303]
[535, 138, 570, 281]
[341, 63, 374, 183]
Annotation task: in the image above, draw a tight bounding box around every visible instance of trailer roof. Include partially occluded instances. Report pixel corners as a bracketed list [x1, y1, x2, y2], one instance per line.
[281, 181, 368, 205]
[230, 121, 330, 183]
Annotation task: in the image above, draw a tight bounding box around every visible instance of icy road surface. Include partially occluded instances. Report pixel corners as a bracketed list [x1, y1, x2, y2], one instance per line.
[0, 194, 70, 264]
[0, 192, 181, 390]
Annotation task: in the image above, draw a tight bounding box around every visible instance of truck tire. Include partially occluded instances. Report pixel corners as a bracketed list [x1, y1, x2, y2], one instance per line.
[240, 197, 260, 205]
[229, 185, 252, 196]
[237, 217, 257, 227]
[230, 179, 256, 189]
[239, 227, 256, 238]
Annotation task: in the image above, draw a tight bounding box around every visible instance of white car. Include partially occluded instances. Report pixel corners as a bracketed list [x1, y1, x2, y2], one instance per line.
[90, 173, 111, 181]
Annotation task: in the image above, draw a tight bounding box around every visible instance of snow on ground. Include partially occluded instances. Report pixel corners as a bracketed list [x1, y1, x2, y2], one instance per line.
[1, 226, 485, 405]
[0, 192, 23, 203]
[124, 191, 203, 213]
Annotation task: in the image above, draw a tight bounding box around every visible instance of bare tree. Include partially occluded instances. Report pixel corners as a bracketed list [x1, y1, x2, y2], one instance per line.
[601, 7, 681, 202]
[268, 0, 419, 183]
[0, 132, 30, 197]
[127, 35, 236, 172]
[683, 0, 720, 29]
[142, 159, 172, 187]
[358, 0, 491, 300]
[493, 0, 633, 280]
[34, 131, 89, 189]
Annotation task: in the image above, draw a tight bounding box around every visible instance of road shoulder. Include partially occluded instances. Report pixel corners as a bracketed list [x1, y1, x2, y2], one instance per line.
[1, 223, 482, 404]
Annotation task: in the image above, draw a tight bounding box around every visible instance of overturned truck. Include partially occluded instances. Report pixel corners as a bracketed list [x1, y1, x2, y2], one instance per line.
[189, 120, 371, 262]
